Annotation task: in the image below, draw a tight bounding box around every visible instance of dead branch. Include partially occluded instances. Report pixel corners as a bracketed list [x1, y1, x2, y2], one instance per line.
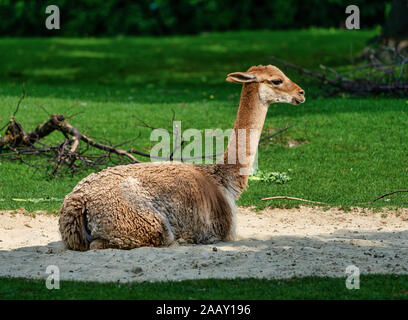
[261, 191, 408, 206]
[11, 84, 25, 120]
[370, 190, 408, 203]
[0, 102, 148, 176]
[1, 114, 138, 162]
[260, 121, 307, 144]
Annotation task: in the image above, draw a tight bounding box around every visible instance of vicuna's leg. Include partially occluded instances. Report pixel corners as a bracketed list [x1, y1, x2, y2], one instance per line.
[89, 239, 108, 250]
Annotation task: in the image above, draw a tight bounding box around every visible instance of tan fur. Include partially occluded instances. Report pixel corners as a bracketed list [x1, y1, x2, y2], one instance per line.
[224, 65, 305, 189]
[59, 65, 305, 250]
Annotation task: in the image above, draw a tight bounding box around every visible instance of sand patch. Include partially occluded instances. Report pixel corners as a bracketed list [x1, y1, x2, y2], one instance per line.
[0, 207, 407, 283]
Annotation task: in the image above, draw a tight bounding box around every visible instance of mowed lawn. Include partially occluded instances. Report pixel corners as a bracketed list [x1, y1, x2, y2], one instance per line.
[1, 275, 408, 300]
[0, 29, 407, 211]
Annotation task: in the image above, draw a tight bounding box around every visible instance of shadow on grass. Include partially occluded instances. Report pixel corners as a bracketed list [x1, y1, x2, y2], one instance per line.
[0, 30, 375, 88]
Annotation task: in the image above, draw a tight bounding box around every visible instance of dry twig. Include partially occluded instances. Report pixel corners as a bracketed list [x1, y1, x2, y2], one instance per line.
[370, 190, 408, 203]
[260, 196, 326, 205]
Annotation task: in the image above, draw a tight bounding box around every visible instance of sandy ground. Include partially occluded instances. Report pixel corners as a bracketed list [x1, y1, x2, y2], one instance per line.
[0, 207, 407, 283]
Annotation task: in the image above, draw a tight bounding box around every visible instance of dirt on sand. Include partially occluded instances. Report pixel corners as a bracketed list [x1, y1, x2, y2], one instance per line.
[0, 206, 407, 283]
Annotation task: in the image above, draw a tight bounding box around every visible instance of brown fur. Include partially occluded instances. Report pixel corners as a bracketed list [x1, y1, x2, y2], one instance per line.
[59, 162, 235, 250]
[59, 65, 305, 250]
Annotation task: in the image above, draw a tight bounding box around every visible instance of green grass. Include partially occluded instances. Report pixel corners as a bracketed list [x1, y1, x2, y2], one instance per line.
[1, 28, 407, 211]
[0, 29, 379, 87]
[1, 275, 407, 300]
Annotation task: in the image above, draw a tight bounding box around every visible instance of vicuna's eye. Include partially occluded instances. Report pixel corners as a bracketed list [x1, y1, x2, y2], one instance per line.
[271, 79, 283, 85]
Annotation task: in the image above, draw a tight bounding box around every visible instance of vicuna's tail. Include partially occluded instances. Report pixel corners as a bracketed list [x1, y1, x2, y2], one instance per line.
[59, 194, 91, 251]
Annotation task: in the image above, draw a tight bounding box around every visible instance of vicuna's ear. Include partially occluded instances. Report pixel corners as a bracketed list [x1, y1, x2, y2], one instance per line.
[226, 72, 258, 84]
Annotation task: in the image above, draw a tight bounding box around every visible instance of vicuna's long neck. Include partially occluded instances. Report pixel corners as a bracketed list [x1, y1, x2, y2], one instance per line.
[223, 83, 268, 191]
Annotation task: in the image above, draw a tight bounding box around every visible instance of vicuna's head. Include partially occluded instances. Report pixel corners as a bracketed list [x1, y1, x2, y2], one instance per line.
[226, 65, 305, 105]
